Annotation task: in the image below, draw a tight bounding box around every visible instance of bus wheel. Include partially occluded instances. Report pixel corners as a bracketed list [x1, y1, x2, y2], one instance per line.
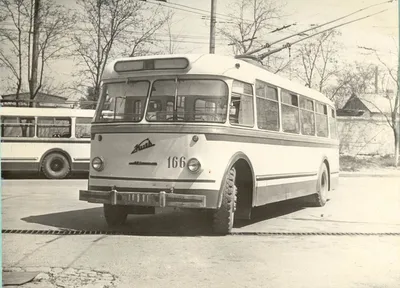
[41, 152, 70, 179]
[213, 167, 237, 235]
[313, 163, 329, 207]
[103, 204, 128, 227]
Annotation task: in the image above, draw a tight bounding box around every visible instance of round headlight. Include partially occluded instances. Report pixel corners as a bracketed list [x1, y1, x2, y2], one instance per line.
[92, 157, 104, 171]
[187, 158, 201, 173]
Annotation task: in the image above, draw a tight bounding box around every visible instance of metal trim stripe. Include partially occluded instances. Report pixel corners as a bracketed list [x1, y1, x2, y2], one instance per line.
[2, 229, 400, 236]
[256, 172, 318, 181]
[90, 175, 216, 183]
[1, 157, 38, 161]
[89, 185, 218, 193]
[73, 158, 91, 161]
[90, 124, 339, 148]
[205, 134, 337, 148]
[1, 139, 91, 144]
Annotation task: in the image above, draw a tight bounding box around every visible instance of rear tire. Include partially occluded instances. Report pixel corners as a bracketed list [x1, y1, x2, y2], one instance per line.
[41, 152, 70, 179]
[212, 167, 237, 235]
[103, 204, 128, 227]
[313, 163, 329, 207]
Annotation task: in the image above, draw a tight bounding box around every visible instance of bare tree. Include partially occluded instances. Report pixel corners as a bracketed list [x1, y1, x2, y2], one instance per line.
[159, 12, 184, 54]
[0, 0, 75, 105]
[0, 0, 29, 101]
[325, 62, 376, 108]
[293, 30, 341, 92]
[73, 0, 171, 107]
[219, 0, 280, 54]
[373, 51, 399, 166]
[218, 0, 291, 74]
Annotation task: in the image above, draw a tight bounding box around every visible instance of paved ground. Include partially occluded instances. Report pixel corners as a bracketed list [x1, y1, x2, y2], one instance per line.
[2, 176, 400, 287]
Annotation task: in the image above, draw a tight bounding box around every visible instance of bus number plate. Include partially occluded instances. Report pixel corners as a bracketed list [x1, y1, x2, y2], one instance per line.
[167, 156, 186, 168]
[128, 193, 149, 203]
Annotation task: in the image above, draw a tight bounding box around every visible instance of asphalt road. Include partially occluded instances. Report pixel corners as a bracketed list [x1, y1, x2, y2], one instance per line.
[2, 176, 400, 287]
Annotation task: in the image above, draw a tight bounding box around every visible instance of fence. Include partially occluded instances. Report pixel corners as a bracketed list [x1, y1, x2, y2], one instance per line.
[337, 116, 398, 156]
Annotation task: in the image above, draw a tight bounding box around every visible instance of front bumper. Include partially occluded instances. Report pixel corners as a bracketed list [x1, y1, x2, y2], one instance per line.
[79, 189, 207, 208]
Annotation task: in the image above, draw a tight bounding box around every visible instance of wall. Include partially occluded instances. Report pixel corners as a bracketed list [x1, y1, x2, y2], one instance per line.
[337, 115, 398, 156]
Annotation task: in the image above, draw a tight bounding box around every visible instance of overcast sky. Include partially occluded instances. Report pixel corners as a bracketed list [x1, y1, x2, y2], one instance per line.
[1, 0, 398, 98]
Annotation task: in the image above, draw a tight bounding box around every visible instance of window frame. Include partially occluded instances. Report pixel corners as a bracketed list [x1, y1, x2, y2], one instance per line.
[37, 117, 72, 138]
[255, 79, 279, 132]
[299, 95, 316, 136]
[145, 78, 229, 123]
[75, 117, 92, 139]
[315, 101, 329, 138]
[1, 116, 36, 138]
[95, 80, 151, 123]
[229, 80, 255, 128]
[280, 89, 300, 134]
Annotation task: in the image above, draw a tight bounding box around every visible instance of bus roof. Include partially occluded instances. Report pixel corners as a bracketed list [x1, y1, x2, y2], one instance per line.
[0, 107, 95, 117]
[102, 54, 334, 106]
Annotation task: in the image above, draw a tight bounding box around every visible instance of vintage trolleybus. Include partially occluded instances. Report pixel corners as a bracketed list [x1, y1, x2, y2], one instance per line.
[79, 54, 339, 234]
[1, 106, 94, 179]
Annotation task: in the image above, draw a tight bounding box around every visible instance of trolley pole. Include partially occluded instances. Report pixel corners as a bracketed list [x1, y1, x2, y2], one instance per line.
[209, 0, 217, 54]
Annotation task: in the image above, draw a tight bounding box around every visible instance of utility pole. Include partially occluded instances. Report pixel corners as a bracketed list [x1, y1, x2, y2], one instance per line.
[30, 0, 41, 107]
[209, 0, 217, 54]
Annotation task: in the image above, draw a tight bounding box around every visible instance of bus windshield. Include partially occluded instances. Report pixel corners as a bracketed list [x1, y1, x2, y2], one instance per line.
[146, 79, 228, 123]
[96, 79, 228, 123]
[97, 80, 150, 122]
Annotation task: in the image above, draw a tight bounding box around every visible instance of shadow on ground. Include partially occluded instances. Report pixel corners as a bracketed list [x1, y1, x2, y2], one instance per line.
[21, 200, 305, 236]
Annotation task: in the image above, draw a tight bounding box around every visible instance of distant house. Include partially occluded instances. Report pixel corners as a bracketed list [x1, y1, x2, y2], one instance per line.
[337, 93, 398, 156]
[338, 93, 395, 118]
[0, 92, 70, 107]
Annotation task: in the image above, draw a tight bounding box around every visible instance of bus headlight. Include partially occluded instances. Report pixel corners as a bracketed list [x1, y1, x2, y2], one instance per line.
[187, 158, 201, 173]
[92, 157, 104, 171]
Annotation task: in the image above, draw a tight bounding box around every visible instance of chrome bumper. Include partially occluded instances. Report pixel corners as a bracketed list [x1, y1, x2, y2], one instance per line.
[79, 189, 207, 208]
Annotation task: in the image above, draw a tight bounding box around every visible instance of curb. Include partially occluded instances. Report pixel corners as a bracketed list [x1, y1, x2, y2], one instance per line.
[339, 172, 400, 177]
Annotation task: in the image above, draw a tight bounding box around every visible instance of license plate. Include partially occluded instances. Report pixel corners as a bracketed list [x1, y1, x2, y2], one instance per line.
[128, 193, 150, 203]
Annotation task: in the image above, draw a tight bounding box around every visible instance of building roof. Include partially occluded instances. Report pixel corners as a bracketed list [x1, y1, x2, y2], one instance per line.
[1, 92, 69, 107]
[343, 93, 396, 114]
[1, 92, 68, 103]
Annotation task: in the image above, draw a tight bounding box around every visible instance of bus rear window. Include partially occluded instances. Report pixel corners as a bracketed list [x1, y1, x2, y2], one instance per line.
[96, 81, 150, 122]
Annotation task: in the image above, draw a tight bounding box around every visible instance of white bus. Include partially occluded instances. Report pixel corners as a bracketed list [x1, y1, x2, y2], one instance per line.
[79, 54, 339, 234]
[1, 107, 95, 179]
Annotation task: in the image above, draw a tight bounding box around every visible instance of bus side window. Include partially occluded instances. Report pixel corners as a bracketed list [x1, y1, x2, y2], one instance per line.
[299, 97, 315, 136]
[230, 80, 254, 127]
[255, 80, 279, 131]
[1, 116, 35, 138]
[316, 102, 328, 137]
[329, 107, 337, 139]
[75, 117, 91, 138]
[281, 90, 300, 134]
[37, 117, 71, 138]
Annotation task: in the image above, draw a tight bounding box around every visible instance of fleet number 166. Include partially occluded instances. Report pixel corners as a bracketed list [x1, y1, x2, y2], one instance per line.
[167, 156, 186, 168]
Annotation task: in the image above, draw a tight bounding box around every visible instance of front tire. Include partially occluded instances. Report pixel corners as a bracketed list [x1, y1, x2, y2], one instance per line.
[41, 152, 70, 179]
[103, 204, 128, 227]
[212, 167, 237, 234]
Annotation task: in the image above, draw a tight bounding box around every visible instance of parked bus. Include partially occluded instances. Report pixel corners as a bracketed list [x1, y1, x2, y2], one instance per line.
[79, 54, 339, 234]
[1, 106, 95, 179]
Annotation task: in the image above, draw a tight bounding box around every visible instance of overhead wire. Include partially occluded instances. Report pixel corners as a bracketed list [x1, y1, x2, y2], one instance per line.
[244, 0, 396, 56]
[258, 8, 390, 59]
